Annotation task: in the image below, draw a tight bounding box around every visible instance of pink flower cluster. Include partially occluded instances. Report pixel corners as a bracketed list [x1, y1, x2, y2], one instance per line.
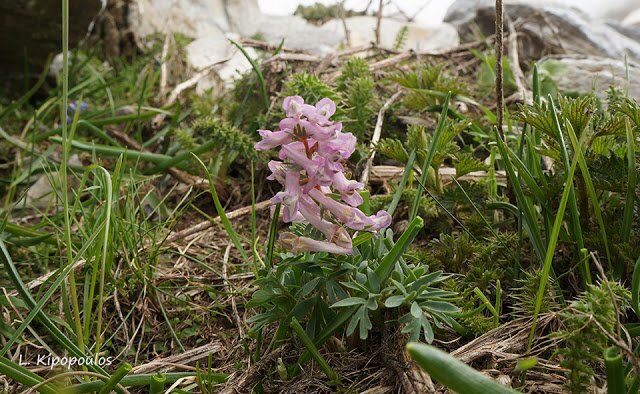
[255, 96, 391, 255]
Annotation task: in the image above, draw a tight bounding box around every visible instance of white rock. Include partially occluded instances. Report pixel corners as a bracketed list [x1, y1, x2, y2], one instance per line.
[445, 0, 640, 23]
[128, 0, 259, 38]
[537, 56, 640, 100]
[623, 8, 640, 27]
[445, 1, 640, 61]
[185, 34, 256, 92]
[18, 155, 83, 209]
[247, 14, 342, 55]
[321, 16, 459, 53]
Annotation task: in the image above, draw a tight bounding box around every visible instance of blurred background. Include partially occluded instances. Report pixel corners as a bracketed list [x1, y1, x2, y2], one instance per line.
[258, 0, 639, 24]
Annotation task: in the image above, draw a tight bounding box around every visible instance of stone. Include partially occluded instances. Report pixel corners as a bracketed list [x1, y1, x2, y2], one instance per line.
[445, 0, 640, 23]
[18, 155, 83, 209]
[248, 14, 342, 55]
[128, 0, 260, 38]
[445, 1, 640, 61]
[536, 55, 640, 100]
[623, 8, 640, 28]
[320, 16, 460, 53]
[185, 34, 257, 93]
[128, 1, 341, 55]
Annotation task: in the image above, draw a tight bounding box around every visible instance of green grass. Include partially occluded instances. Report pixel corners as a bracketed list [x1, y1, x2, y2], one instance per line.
[0, 16, 638, 394]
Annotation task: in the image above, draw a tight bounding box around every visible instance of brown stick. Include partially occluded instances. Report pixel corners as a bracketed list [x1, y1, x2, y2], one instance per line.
[360, 91, 404, 185]
[166, 200, 272, 243]
[105, 126, 210, 191]
[339, 0, 351, 47]
[375, 0, 383, 46]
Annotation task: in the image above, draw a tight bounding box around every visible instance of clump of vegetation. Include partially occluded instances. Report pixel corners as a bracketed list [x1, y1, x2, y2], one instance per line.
[1, 6, 639, 393]
[556, 281, 630, 393]
[294, 2, 362, 25]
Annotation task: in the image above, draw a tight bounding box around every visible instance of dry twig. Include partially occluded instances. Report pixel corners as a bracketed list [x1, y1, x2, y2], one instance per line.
[360, 91, 403, 185]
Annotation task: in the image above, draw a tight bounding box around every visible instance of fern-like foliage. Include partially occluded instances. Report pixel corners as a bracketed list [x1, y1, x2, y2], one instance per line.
[593, 113, 627, 138]
[393, 25, 409, 51]
[511, 269, 558, 317]
[556, 281, 630, 393]
[376, 138, 408, 163]
[345, 76, 376, 139]
[392, 65, 467, 109]
[558, 95, 597, 135]
[283, 72, 340, 110]
[406, 124, 428, 151]
[191, 116, 258, 160]
[454, 152, 488, 177]
[336, 58, 371, 92]
[175, 129, 198, 150]
[610, 96, 640, 128]
[515, 102, 557, 140]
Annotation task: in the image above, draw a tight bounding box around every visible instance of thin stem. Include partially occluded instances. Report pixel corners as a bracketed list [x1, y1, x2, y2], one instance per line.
[495, 0, 505, 141]
[60, 0, 84, 352]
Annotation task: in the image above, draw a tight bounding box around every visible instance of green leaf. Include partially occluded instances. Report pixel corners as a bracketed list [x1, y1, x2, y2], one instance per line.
[604, 347, 625, 394]
[410, 301, 423, 318]
[409, 92, 451, 221]
[424, 301, 460, 313]
[407, 343, 519, 394]
[290, 317, 340, 384]
[632, 256, 640, 319]
[385, 295, 405, 308]
[331, 297, 366, 308]
[374, 217, 424, 282]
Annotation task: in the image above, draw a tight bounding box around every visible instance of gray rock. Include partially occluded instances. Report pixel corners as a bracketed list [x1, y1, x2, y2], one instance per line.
[129, 0, 260, 38]
[185, 34, 256, 92]
[128, 0, 337, 54]
[624, 8, 640, 28]
[445, 0, 640, 23]
[18, 155, 83, 209]
[247, 14, 342, 55]
[320, 16, 459, 53]
[444, 0, 492, 24]
[606, 20, 640, 43]
[536, 55, 640, 100]
[446, 1, 640, 61]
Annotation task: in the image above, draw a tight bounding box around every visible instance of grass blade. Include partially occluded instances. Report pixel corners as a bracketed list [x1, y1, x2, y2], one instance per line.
[193, 154, 250, 262]
[0, 238, 108, 375]
[290, 317, 339, 384]
[49, 137, 172, 164]
[266, 203, 281, 268]
[98, 363, 132, 394]
[632, 256, 640, 319]
[494, 132, 545, 261]
[387, 149, 416, 216]
[604, 347, 625, 394]
[409, 92, 451, 221]
[549, 98, 586, 267]
[229, 39, 269, 109]
[407, 342, 518, 394]
[527, 132, 582, 351]
[67, 373, 194, 393]
[565, 120, 611, 274]
[0, 356, 57, 394]
[622, 119, 637, 243]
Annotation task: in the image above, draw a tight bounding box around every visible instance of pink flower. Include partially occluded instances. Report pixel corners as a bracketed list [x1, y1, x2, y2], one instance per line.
[256, 96, 392, 255]
[315, 98, 336, 119]
[332, 171, 364, 207]
[280, 232, 353, 255]
[255, 129, 293, 151]
[266, 160, 286, 183]
[283, 95, 305, 117]
[271, 170, 302, 222]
